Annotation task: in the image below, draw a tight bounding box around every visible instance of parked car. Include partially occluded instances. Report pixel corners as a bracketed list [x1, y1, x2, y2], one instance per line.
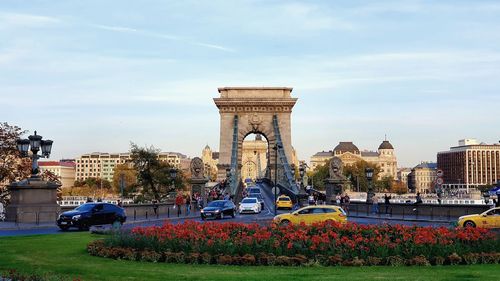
[238, 197, 261, 214]
[273, 205, 347, 226]
[458, 207, 500, 228]
[276, 195, 293, 210]
[201, 200, 236, 220]
[56, 203, 126, 231]
[247, 194, 265, 209]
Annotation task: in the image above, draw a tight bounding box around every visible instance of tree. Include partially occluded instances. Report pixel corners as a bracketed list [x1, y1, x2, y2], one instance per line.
[342, 160, 380, 192]
[391, 181, 408, 195]
[376, 176, 394, 192]
[0, 123, 31, 203]
[112, 163, 137, 196]
[130, 143, 184, 201]
[308, 162, 329, 190]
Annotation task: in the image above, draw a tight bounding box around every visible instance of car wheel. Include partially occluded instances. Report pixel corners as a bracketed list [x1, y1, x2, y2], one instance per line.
[59, 225, 69, 231]
[464, 221, 476, 228]
[280, 219, 290, 226]
[231, 211, 235, 218]
[201, 216, 206, 221]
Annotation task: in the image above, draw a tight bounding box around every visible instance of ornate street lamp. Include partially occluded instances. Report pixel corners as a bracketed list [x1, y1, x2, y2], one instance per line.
[365, 167, 374, 204]
[16, 131, 53, 178]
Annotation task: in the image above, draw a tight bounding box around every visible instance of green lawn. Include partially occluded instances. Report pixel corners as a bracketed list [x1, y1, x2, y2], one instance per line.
[0, 233, 499, 281]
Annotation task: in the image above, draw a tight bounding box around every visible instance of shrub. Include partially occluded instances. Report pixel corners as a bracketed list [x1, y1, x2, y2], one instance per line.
[140, 250, 162, 262]
[432, 256, 445, 266]
[462, 253, 480, 265]
[366, 256, 383, 266]
[386, 256, 405, 267]
[448, 253, 462, 265]
[407, 255, 430, 266]
[217, 255, 233, 265]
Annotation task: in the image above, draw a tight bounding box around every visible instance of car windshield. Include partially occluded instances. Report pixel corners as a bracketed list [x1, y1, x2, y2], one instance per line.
[75, 203, 94, 212]
[248, 195, 262, 200]
[207, 201, 225, 208]
[279, 197, 290, 201]
[248, 188, 260, 193]
[241, 198, 257, 204]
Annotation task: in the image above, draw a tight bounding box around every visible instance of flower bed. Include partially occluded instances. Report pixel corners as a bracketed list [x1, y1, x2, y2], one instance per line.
[88, 221, 500, 266]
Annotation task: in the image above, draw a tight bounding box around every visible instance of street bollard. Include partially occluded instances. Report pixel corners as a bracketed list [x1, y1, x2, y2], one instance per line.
[402, 208, 405, 219]
[134, 209, 136, 221]
[167, 207, 170, 218]
[431, 207, 433, 220]
[146, 211, 148, 220]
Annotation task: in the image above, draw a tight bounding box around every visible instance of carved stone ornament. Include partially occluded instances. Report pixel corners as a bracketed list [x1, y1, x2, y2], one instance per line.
[190, 157, 205, 179]
[329, 157, 347, 181]
[249, 113, 262, 132]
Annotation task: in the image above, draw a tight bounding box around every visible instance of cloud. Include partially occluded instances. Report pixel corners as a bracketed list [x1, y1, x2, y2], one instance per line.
[0, 12, 60, 27]
[91, 23, 234, 52]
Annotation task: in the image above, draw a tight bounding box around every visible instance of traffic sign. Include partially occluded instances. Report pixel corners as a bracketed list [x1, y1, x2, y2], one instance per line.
[272, 187, 280, 195]
[436, 178, 444, 185]
[436, 170, 443, 177]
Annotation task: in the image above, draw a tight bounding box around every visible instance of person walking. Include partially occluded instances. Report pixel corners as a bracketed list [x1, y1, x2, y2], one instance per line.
[175, 194, 184, 216]
[0, 201, 5, 222]
[384, 194, 392, 215]
[343, 194, 350, 214]
[152, 200, 158, 216]
[185, 195, 191, 216]
[371, 195, 379, 214]
[413, 192, 423, 212]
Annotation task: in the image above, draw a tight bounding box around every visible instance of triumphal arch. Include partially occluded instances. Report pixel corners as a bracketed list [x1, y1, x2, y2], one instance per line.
[213, 87, 299, 196]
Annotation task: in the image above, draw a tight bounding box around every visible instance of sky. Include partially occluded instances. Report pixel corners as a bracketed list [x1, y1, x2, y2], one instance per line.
[1, 0, 499, 167]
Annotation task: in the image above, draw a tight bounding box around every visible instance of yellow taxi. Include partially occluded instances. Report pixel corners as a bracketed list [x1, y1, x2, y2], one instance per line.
[273, 205, 347, 226]
[458, 207, 500, 228]
[276, 195, 293, 210]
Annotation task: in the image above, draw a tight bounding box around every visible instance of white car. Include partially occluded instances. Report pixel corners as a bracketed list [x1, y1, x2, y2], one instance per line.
[238, 197, 261, 214]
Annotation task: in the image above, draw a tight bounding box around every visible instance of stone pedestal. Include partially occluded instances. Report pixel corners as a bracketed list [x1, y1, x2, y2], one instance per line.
[324, 179, 347, 203]
[6, 178, 60, 223]
[190, 178, 209, 207]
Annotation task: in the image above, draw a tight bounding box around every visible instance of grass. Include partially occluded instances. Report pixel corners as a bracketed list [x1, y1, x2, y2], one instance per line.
[0, 232, 499, 281]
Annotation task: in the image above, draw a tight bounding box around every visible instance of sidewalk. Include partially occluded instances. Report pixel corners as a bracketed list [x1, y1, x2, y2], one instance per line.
[347, 212, 457, 223]
[0, 210, 201, 231]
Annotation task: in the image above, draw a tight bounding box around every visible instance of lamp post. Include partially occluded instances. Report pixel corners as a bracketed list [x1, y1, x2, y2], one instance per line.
[272, 143, 282, 216]
[365, 167, 374, 204]
[16, 131, 53, 178]
[225, 167, 231, 190]
[170, 168, 178, 191]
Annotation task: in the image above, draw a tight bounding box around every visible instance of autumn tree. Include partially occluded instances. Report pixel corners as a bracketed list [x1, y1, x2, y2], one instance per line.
[130, 143, 184, 201]
[112, 163, 137, 196]
[0, 123, 31, 203]
[391, 181, 408, 195]
[342, 160, 380, 192]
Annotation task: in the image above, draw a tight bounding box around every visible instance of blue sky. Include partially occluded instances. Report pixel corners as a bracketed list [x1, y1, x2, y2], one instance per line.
[1, 0, 499, 167]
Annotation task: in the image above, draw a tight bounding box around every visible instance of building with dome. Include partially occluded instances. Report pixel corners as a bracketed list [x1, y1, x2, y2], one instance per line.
[310, 140, 398, 180]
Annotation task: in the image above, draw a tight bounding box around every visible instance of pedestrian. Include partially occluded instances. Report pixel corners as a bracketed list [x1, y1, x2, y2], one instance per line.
[0, 201, 5, 222]
[175, 194, 184, 216]
[185, 195, 191, 216]
[308, 194, 315, 205]
[413, 192, 422, 212]
[372, 195, 379, 214]
[384, 194, 392, 214]
[335, 195, 341, 206]
[344, 194, 350, 213]
[86, 197, 93, 203]
[152, 200, 158, 216]
[117, 200, 123, 207]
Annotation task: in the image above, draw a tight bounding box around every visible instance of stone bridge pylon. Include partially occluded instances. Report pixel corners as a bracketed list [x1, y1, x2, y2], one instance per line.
[213, 87, 298, 195]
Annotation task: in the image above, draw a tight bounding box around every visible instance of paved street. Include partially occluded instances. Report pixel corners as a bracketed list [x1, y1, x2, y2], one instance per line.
[0, 182, 453, 237]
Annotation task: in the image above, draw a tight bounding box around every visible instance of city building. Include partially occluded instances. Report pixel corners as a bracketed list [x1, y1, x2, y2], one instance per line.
[397, 168, 412, 188]
[408, 162, 437, 194]
[76, 152, 190, 182]
[202, 145, 219, 180]
[38, 160, 76, 189]
[437, 139, 500, 190]
[202, 134, 299, 182]
[310, 140, 398, 180]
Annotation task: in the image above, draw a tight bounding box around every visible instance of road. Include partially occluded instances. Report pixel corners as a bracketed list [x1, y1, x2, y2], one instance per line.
[0, 182, 452, 237]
